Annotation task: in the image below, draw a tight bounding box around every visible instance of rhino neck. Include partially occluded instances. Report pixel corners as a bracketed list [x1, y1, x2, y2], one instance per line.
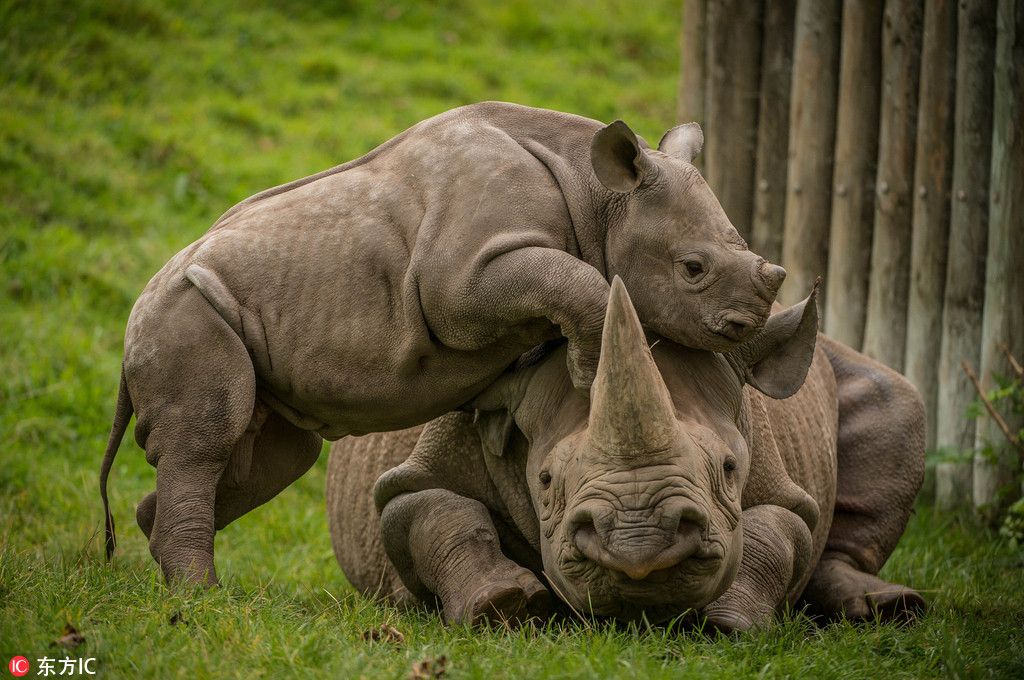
[515, 138, 610, 278]
[480, 425, 543, 554]
[481, 102, 656, 278]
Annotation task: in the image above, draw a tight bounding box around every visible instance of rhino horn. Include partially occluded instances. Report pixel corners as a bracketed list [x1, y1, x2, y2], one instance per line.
[588, 276, 677, 456]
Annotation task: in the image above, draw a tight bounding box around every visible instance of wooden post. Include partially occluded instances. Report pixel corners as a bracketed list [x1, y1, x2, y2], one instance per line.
[904, 0, 957, 451]
[935, 0, 997, 510]
[974, 0, 1024, 522]
[824, 0, 884, 349]
[678, 0, 707, 176]
[750, 0, 796, 267]
[704, 0, 763, 242]
[861, 0, 924, 372]
[779, 0, 842, 309]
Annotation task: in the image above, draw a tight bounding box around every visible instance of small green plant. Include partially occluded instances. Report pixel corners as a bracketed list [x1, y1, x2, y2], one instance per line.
[961, 348, 1024, 534]
[998, 497, 1024, 549]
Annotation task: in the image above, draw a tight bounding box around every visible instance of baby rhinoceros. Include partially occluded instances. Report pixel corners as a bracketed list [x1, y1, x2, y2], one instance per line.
[100, 102, 787, 587]
[327, 278, 926, 630]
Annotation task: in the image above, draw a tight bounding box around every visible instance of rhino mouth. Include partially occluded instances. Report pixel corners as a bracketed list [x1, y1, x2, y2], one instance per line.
[710, 311, 768, 344]
[556, 544, 725, 616]
[618, 551, 722, 580]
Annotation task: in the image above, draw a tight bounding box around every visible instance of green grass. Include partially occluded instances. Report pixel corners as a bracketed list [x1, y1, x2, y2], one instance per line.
[1, 0, 1022, 677]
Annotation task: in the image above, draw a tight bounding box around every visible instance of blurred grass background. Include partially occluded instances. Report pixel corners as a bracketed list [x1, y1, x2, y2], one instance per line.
[1, 1, 1021, 677]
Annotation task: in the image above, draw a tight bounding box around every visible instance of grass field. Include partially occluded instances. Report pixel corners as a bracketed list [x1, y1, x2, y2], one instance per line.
[2, 1, 1023, 677]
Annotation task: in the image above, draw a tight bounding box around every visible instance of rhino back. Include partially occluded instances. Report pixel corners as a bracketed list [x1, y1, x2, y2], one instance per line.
[209, 101, 602, 233]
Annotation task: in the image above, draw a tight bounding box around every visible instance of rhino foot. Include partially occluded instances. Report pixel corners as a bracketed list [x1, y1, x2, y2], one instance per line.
[461, 575, 551, 628]
[806, 558, 926, 625]
[699, 606, 754, 636]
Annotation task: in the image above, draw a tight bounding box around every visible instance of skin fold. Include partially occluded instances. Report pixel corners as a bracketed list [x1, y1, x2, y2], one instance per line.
[327, 280, 926, 630]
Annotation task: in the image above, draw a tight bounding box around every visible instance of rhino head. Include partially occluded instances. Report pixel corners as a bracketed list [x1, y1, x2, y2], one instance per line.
[591, 121, 787, 352]
[473, 277, 817, 622]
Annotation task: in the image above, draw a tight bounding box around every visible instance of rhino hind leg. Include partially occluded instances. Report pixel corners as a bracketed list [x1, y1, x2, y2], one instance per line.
[379, 488, 550, 627]
[134, 405, 320, 537]
[805, 337, 927, 623]
[127, 285, 258, 587]
[326, 428, 422, 608]
[801, 557, 925, 624]
[211, 406, 322, 531]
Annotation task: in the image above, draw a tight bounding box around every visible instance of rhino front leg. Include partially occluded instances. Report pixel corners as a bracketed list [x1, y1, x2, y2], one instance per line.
[379, 488, 550, 627]
[701, 505, 813, 633]
[426, 247, 610, 390]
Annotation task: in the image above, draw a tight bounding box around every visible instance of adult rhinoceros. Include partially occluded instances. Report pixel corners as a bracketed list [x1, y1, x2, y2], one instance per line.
[100, 102, 788, 587]
[327, 278, 925, 630]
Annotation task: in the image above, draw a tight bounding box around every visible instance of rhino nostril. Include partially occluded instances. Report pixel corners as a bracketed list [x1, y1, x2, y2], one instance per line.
[757, 262, 787, 297]
[674, 501, 709, 533]
[571, 504, 706, 580]
[717, 317, 754, 342]
[725, 321, 748, 339]
[572, 522, 602, 562]
[674, 519, 703, 554]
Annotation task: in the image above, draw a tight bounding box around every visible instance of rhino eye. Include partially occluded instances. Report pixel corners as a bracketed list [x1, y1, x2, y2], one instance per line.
[539, 470, 552, 488]
[678, 255, 708, 282]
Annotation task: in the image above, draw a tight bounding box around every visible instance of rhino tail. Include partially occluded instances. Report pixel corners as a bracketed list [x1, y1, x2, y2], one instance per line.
[100, 367, 133, 561]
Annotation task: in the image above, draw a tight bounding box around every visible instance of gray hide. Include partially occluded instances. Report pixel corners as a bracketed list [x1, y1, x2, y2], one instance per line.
[100, 102, 787, 586]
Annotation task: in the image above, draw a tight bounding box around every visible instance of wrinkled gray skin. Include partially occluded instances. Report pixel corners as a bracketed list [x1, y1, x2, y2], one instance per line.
[99, 102, 788, 586]
[327, 279, 926, 630]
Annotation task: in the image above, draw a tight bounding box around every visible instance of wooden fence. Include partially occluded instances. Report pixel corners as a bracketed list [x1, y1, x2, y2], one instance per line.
[678, 0, 1023, 515]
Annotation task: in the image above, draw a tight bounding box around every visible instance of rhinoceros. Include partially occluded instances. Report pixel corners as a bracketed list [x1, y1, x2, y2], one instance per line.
[326, 278, 926, 630]
[100, 102, 788, 586]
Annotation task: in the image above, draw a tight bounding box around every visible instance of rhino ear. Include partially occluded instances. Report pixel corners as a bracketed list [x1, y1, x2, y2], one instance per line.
[474, 410, 516, 458]
[591, 120, 657, 193]
[469, 365, 535, 458]
[727, 280, 819, 399]
[658, 122, 704, 163]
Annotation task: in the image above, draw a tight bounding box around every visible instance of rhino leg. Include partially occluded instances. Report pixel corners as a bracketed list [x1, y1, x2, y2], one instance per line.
[801, 558, 925, 624]
[137, 491, 157, 539]
[127, 285, 257, 587]
[424, 247, 610, 390]
[137, 408, 319, 539]
[803, 337, 926, 622]
[379, 488, 550, 627]
[701, 505, 813, 633]
[211, 407, 321, 530]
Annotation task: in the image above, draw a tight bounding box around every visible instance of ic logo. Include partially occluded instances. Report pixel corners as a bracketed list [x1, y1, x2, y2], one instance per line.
[8, 657, 29, 677]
